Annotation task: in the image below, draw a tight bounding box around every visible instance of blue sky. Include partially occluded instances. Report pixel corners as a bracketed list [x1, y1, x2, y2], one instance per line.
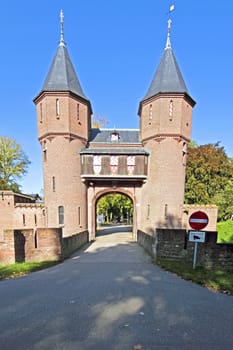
[1, 0, 232, 194]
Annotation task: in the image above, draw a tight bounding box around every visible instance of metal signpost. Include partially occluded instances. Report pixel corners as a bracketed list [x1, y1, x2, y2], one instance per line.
[188, 211, 209, 269]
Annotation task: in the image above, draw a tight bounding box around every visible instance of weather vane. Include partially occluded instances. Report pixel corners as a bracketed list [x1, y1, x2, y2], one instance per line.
[165, 4, 175, 49]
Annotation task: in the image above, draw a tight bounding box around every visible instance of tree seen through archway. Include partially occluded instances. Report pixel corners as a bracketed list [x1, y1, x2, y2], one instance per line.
[96, 193, 133, 225]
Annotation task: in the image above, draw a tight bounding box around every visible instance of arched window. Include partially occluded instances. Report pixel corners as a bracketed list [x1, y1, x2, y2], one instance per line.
[40, 103, 43, 123]
[43, 141, 47, 162]
[77, 103, 80, 120]
[58, 206, 64, 225]
[56, 99, 60, 118]
[149, 104, 153, 123]
[52, 176, 56, 192]
[34, 231, 38, 249]
[23, 214, 26, 226]
[169, 100, 173, 120]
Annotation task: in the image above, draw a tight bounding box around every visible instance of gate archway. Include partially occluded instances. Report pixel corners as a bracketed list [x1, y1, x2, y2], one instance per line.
[87, 186, 139, 241]
[96, 192, 133, 229]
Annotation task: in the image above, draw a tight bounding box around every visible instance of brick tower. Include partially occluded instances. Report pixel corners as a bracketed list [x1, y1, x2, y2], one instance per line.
[138, 18, 195, 231]
[34, 11, 92, 236]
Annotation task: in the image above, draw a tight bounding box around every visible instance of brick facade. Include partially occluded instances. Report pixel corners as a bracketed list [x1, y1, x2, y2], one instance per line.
[0, 191, 45, 240]
[0, 18, 221, 265]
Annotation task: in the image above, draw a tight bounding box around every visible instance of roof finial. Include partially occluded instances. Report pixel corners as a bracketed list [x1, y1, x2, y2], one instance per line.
[165, 4, 175, 49]
[59, 9, 65, 46]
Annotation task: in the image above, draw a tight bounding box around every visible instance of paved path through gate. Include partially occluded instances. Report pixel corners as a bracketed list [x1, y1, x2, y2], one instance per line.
[0, 225, 232, 350]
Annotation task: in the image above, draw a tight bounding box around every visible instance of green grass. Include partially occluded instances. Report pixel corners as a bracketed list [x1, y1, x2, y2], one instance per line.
[0, 261, 59, 281]
[217, 220, 233, 243]
[156, 259, 233, 295]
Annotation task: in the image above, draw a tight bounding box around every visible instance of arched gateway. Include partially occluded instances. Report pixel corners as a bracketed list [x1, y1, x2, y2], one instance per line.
[82, 128, 148, 240]
[90, 188, 136, 241]
[33, 11, 195, 240]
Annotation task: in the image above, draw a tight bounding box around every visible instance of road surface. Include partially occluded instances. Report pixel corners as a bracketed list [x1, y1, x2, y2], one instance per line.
[0, 226, 232, 349]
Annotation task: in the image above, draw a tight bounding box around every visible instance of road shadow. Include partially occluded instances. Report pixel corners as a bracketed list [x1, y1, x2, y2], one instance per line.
[96, 225, 132, 236]
[0, 235, 233, 350]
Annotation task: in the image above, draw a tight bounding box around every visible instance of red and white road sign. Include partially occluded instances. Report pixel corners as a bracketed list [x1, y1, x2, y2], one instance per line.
[189, 211, 209, 230]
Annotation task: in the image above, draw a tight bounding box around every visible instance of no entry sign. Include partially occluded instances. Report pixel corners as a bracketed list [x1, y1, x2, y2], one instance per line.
[189, 211, 209, 230]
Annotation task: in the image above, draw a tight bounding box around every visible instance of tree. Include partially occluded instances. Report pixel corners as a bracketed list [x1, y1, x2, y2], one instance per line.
[213, 180, 233, 220]
[97, 193, 133, 223]
[92, 115, 110, 128]
[0, 137, 31, 192]
[185, 142, 233, 220]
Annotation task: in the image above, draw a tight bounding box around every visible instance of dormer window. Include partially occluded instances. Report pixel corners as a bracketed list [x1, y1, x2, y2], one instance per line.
[111, 131, 120, 141]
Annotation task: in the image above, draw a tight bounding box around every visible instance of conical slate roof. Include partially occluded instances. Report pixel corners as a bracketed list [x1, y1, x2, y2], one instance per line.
[142, 46, 189, 101]
[41, 43, 87, 99]
[140, 14, 195, 105]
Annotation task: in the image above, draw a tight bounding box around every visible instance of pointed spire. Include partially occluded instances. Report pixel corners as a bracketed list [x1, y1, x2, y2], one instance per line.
[37, 10, 90, 101]
[140, 8, 195, 104]
[59, 9, 65, 46]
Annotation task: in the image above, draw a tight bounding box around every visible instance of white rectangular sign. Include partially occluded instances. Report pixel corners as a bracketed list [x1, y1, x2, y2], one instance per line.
[189, 231, 206, 243]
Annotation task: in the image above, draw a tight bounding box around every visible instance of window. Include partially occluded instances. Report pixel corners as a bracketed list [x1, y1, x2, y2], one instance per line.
[111, 132, 120, 141]
[164, 204, 168, 218]
[169, 100, 173, 120]
[43, 141, 47, 162]
[52, 176, 56, 192]
[78, 206, 81, 226]
[149, 104, 153, 124]
[34, 214, 37, 226]
[77, 103, 80, 120]
[58, 206, 64, 225]
[40, 103, 43, 123]
[23, 214, 26, 226]
[182, 142, 187, 165]
[56, 99, 60, 118]
[43, 149, 47, 162]
[34, 231, 38, 249]
[147, 204, 150, 220]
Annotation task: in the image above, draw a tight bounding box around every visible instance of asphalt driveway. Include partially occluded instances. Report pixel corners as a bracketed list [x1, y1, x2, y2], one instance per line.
[0, 226, 232, 350]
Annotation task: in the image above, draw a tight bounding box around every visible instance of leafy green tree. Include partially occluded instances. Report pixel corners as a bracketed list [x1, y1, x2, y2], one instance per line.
[185, 142, 233, 220]
[97, 193, 133, 223]
[0, 136, 30, 192]
[213, 180, 233, 220]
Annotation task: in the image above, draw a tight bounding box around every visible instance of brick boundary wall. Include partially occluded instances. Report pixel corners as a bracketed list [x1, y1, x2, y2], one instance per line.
[0, 230, 16, 264]
[0, 228, 89, 264]
[62, 231, 88, 259]
[137, 229, 233, 269]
